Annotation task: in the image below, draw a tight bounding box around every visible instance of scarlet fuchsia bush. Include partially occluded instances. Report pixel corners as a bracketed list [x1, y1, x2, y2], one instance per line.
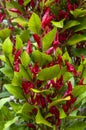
[0, 0, 86, 130]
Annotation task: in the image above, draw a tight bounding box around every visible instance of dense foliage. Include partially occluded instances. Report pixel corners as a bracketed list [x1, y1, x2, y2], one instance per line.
[0, 0, 86, 130]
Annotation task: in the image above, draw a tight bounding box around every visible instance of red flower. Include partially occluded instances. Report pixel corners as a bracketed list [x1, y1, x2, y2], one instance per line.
[33, 34, 41, 49]
[46, 47, 54, 55]
[26, 40, 32, 54]
[58, 10, 69, 20]
[63, 81, 72, 97]
[42, 8, 53, 29]
[55, 75, 64, 90]
[22, 80, 34, 95]
[9, 8, 22, 15]
[53, 31, 59, 50]
[66, 62, 77, 75]
[29, 63, 40, 78]
[59, 31, 67, 42]
[27, 123, 36, 129]
[49, 106, 61, 126]
[18, 0, 24, 5]
[14, 49, 22, 72]
[0, 13, 6, 22]
[78, 78, 84, 85]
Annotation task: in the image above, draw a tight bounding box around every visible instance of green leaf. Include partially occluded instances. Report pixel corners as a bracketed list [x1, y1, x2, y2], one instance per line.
[20, 65, 32, 81]
[64, 121, 86, 130]
[75, 17, 86, 32]
[71, 48, 86, 57]
[21, 51, 30, 67]
[12, 71, 22, 86]
[4, 84, 24, 99]
[0, 65, 13, 79]
[72, 85, 86, 97]
[58, 108, 66, 119]
[24, 0, 31, 6]
[0, 28, 11, 40]
[31, 88, 52, 95]
[32, 50, 52, 66]
[20, 30, 30, 42]
[3, 117, 19, 130]
[36, 108, 53, 128]
[37, 65, 60, 81]
[62, 51, 71, 63]
[13, 17, 28, 27]
[28, 13, 41, 34]
[0, 98, 10, 110]
[16, 35, 23, 50]
[48, 96, 71, 109]
[52, 19, 64, 28]
[63, 20, 80, 31]
[63, 72, 73, 82]
[67, 34, 86, 46]
[45, 0, 54, 7]
[42, 28, 57, 51]
[0, 55, 6, 62]
[70, 8, 86, 17]
[2, 37, 13, 54]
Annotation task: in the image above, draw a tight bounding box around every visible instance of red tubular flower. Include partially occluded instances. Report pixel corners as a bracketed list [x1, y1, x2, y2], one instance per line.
[58, 10, 69, 20]
[26, 40, 32, 54]
[78, 78, 84, 85]
[29, 63, 40, 78]
[67, 0, 74, 11]
[9, 8, 22, 15]
[33, 34, 41, 49]
[22, 80, 34, 95]
[63, 81, 72, 97]
[46, 47, 54, 55]
[14, 49, 22, 72]
[30, 0, 35, 8]
[53, 31, 59, 50]
[27, 123, 36, 129]
[66, 62, 77, 75]
[42, 8, 53, 29]
[49, 106, 61, 126]
[0, 13, 6, 22]
[18, 0, 24, 5]
[59, 31, 67, 42]
[35, 94, 46, 108]
[55, 75, 64, 90]
[57, 54, 63, 64]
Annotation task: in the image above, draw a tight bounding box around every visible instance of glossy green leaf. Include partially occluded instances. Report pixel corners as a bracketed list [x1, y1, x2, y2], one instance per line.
[48, 96, 70, 109]
[24, 0, 31, 6]
[36, 108, 53, 128]
[28, 13, 41, 34]
[52, 19, 64, 28]
[63, 20, 80, 31]
[45, 0, 54, 6]
[13, 17, 28, 27]
[20, 30, 30, 42]
[67, 34, 86, 45]
[0, 55, 6, 62]
[70, 9, 86, 17]
[63, 72, 73, 82]
[12, 71, 22, 86]
[62, 51, 71, 63]
[42, 28, 57, 51]
[0, 28, 11, 40]
[3, 117, 19, 130]
[2, 37, 13, 54]
[0, 65, 13, 79]
[31, 88, 52, 95]
[16, 35, 23, 50]
[37, 65, 60, 81]
[58, 108, 66, 119]
[72, 85, 86, 97]
[0, 98, 10, 110]
[21, 51, 30, 67]
[20, 65, 32, 81]
[65, 121, 86, 130]
[32, 50, 52, 66]
[4, 84, 24, 99]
